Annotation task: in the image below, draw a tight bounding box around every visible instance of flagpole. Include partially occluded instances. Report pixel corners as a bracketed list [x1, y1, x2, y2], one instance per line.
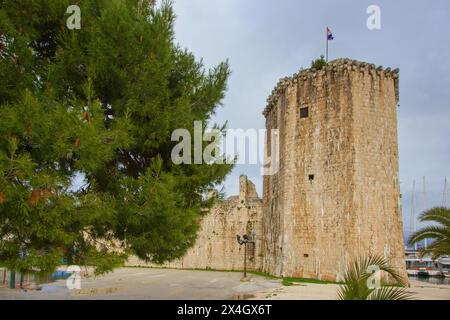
[326, 27, 328, 62]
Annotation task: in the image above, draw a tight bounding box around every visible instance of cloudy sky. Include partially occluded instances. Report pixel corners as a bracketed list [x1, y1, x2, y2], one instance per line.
[171, 0, 450, 238]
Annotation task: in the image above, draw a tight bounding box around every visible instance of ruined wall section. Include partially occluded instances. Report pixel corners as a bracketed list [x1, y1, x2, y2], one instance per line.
[127, 176, 264, 271]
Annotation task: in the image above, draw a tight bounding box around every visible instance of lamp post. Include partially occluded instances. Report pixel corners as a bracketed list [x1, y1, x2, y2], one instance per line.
[236, 230, 256, 279]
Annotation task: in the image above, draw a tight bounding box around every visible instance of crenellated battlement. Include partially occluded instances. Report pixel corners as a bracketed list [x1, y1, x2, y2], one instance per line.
[263, 58, 399, 117]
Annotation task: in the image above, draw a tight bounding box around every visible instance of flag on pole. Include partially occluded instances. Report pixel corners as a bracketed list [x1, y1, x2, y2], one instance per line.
[326, 26, 334, 62]
[327, 27, 334, 40]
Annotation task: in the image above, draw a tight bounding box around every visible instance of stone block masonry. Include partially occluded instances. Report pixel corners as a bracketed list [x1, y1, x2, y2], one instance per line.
[261, 58, 406, 281]
[128, 58, 407, 283]
[127, 175, 264, 272]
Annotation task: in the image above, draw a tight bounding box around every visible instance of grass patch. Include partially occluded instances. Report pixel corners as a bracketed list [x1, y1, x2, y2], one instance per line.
[282, 278, 295, 286]
[248, 271, 339, 285]
[248, 271, 279, 279]
[247, 270, 340, 285]
[281, 277, 340, 285]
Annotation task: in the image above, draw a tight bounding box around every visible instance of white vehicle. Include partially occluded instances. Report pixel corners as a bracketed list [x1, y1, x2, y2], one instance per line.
[437, 256, 450, 279]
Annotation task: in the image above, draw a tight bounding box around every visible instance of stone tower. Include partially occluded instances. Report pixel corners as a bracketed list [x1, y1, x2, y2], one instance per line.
[261, 59, 407, 281]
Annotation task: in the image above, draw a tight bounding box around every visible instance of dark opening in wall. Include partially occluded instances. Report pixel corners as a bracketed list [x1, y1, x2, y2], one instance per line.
[308, 174, 314, 181]
[300, 106, 309, 118]
[303, 254, 309, 258]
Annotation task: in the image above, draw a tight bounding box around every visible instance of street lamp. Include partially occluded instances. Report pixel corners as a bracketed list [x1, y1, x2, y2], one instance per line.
[236, 230, 256, 279]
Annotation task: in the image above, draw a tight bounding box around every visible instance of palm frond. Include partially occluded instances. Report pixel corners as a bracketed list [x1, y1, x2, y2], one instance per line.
[419, 239, 450, 259]
[418, 207, 450, 227]
[367, 286, 414, 300]
[409, 207, 450, 258]
[337, 255, 411, 300]
[409, 225, 449, 244]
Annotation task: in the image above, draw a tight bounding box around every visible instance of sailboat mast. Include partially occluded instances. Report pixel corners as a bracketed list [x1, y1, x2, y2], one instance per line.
[422, 176, 427, 249]
[411, 179, 417, 250]
[444, 177, 448, 207]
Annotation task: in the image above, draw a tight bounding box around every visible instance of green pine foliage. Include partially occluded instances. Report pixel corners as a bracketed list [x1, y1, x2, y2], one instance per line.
[311, 55, 327, 70]
[0, 0, 232, 275]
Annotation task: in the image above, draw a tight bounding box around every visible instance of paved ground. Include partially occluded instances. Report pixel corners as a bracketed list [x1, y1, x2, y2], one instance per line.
[0, 267, 281, 300]
[251, 279, 450, 300]
[0, 268, 449, 300]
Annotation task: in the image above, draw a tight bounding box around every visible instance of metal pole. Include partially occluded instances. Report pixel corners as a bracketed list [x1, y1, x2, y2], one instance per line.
[326, 28, 328, 62]
[410, 179, 417, 250]
[10, 271, 15, 289]
[444, 177, 448, 207]
[422, 176, 427, 249]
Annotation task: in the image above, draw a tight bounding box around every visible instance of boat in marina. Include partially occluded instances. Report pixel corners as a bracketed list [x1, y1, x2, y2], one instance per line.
[405, 257, 442, 277]
[405, 250, 444, 277]
[436, 256, 450, 279]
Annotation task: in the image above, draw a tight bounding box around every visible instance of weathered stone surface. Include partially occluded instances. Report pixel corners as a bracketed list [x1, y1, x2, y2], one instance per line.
[127, 175, 264, 271]
[129, 59, 407, 283]
[261, 59, 407, 282]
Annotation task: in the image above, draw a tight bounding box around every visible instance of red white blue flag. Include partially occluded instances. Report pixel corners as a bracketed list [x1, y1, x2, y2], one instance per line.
[327, 27, 334, 40]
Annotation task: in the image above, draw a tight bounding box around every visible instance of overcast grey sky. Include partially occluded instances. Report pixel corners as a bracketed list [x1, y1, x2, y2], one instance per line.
[171, 0, 450, 238]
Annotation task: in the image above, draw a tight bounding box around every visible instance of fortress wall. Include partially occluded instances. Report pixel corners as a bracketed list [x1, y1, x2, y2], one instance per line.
[129, 59, 406, 282]
[127, 176, 264, 272]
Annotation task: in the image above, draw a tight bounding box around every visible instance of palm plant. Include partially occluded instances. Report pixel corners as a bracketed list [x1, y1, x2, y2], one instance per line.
[409, 207, 450, 259]
[337, 255, 413, 300]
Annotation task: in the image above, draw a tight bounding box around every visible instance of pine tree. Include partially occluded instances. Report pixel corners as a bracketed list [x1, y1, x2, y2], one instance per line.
[0, 0, 232, 275]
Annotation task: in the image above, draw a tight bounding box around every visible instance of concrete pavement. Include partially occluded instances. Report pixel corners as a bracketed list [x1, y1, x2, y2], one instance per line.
[0, 267, 281, 300]
[1, 268, 448, 300]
